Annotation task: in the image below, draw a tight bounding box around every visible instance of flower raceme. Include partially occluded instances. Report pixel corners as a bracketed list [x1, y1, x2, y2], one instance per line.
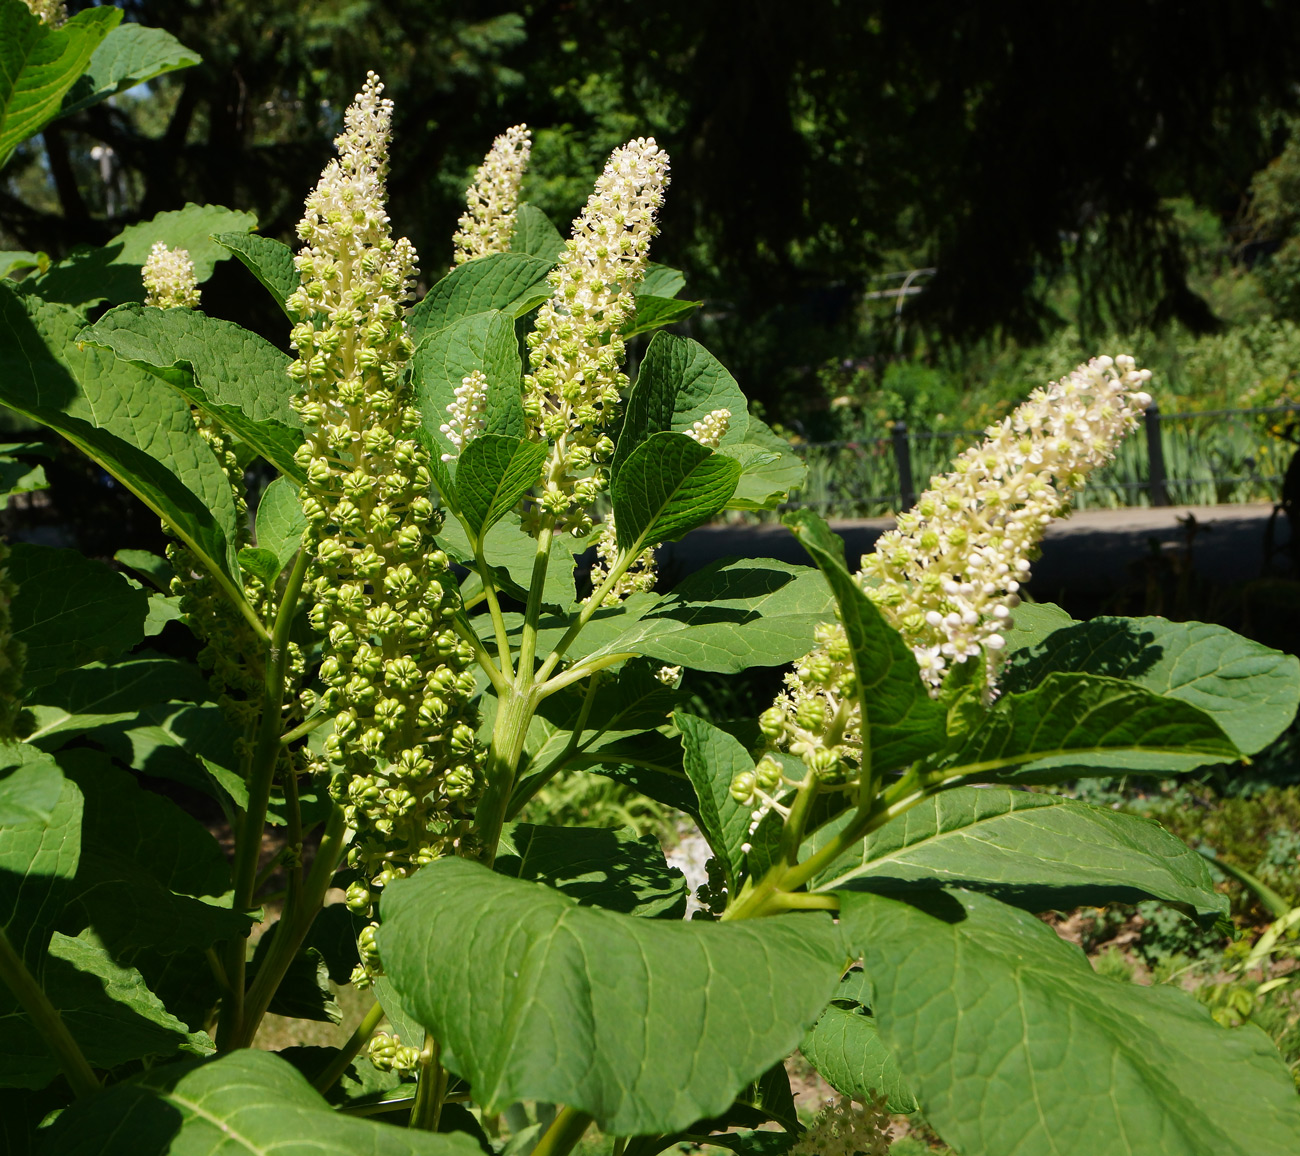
[142, 242, 201, 310]
[737, 355, 1152, 816]
[524, 138, 670, 531]
[285, 73, 482, 983]
[451, 124, 531, 266]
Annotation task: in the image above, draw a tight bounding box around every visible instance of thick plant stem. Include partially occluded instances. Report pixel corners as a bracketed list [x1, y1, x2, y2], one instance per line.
[475, 685, 537, 865]
[313, 999, 387, 1094]
[516, 517, 555, 680]
[409, 1035, 448, 1131]
[0, 926, 98, 1098]
[532, 1106, 594, 1156]
[475, 538, 515, 680]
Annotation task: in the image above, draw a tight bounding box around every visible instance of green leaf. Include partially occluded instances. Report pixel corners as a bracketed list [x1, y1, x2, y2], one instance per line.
[510, 203, 565, 266]
[79, 303, 303, 481]
[379, 857, 844, 1134]
[409, 253, 553, 348]
[809, 785, 1227, 923]
[614, 333, 749, 477]
[456, 434, 547, 542]
[786, 509, 947, 773]
[41, 1049, 485, 1156]
[439, 512, 582, 612]
[8, 542, 150, 687]
[801, 1003, 917, 1113]
[613, 432, 741, 551]
[0, 449, 47, 508]
[0, 745, 61, 824]
[639, 263, 686, 299]
[114, 548, 173, 593]
[255, 475, 306, 570]
[676, 712, 759, 893]
[253, 943, 342, 1025]
[623, 295, 701, 338]
[0, 249, 46, 278]
[30, 203, 257, 308]
[1004, 599, 1076, 654]
[839, 888, 1300, 1155]
[726, 415, 806, 511]
[935, 670, 1242, 783]
[498, 823, 688, 919]
[58, 23, 200, 119]
[213, 229, 301, 314]
[0, 286, 242, 587]
[1004, 616, 1300, 756]
[0, 2, 120, 170]
[238, 546, 280, 585]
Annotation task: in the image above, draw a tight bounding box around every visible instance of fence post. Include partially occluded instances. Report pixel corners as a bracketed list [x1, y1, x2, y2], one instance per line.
[891, 421, 915, 510]
[1144, 403, 1169, 507]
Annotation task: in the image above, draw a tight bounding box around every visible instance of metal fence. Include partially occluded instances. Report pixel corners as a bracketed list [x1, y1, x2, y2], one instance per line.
[787, 404, 1300, 517]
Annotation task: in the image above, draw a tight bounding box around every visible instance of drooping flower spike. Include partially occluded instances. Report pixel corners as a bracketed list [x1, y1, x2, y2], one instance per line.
[452, 124, 531, 265]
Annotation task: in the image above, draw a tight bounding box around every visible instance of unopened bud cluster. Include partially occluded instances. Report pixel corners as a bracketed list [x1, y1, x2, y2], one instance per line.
[286, 73, 482, 984]
[451, 125, 531, 265]
[440, 371, 487, 462]
[367, 1031, 422, 1073]
[860, 355, 1152, 691]
[789, 1096, 891, 1156]
[524, 139, 669, 531]
[685, 408, 731, 449]
[142, 243, 201, 310]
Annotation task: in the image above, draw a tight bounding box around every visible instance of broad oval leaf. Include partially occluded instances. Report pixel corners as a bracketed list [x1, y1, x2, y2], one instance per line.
[510, 203, 565, 266]
[1003, 615, 1300, 756]
[622, 294, 701, 338]
[379, 857, 843, 1135]
[0, 744, 61, 825]
[801, 1003, 917, 1114]
[41, 1049, 483, 1156]
[456, 434, 547, 541]
[676, 712, 757, 893]
[727, 414, 805, 512]
[409, 252, 553, 347]
[58, 23, 200, 120]
[808, 785, 1226, 923]
[785, 509, 947, 774]
[839, 888, 1300, 1155]
[255, 475, 307, 571]
[214, 231, 301, 314]
[612, 431, 741, 551]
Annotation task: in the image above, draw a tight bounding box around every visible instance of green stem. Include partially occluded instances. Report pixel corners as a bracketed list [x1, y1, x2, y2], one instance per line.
[778, 774, 820, 869]
[409, 1035, 449, 1131]
[516, 518, 556, 681]
[536, 652, 639, 699]
[0, 926, 99, 1098]
[475, 686, 537, 865]
[475, 538, 515, 681]
[506, 670, 605, 820]
[535, 541, 643, 684]
[532, 1106, 594, 1156]
[451, 609, 507, 694]
[314, 1000, 387, 1095]
[280, 713, 328, 746]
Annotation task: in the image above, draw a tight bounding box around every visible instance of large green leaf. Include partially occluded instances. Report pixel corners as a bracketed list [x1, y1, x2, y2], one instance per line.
[510, 203, 565, 266]
[1003, 615, 1300, 756]
[79, 303, 303, 480]
[379, 857, 843, 1134]
[7, 542, 150, 687]
[614, 332, 749, 476]
[42, 1049, 484, 1156]
[0, 928, 209, 1090]
[0, 744, 61, 825]
[935, 670, 1242, 783]
[786, 510, 947, 774]
[613, 431, 741, 551]
[58, 23, 200, 119]
[840, 888, 1300, 1155]
[498, 822, 687, 919]
[623, 295, 701, 338]
[409, 253, 554, 348]
[801, 1002, 917, 1114]
[726, 415, 806, 511]
[255, 475, 306, 571]
[676, 712, 758, 893]
[29, 203, 257, 308]
[214, 230, 300, 314]
[0, 286, 241, 587]
[808, 786, 1227, 922]
[0, 2, 119, 170]
[456, 434, 547, 542]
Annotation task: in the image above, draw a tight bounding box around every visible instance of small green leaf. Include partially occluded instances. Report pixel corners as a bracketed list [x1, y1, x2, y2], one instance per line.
[801, 1003, 917, 1113]
[252, 943, 342, 1025]
[213, 230, 301, 314]
[29, 202, 257, 308]
[786, 509, 947, 773]
[114, 548, 173, 592]
[0, 743, 61, 825]
[623, 295, 701, 338]
[510, 203, 565, 266]
[79, 303, 303, 481]
[255, 475, 306, 569]
[41, 1049, 484, 1156]
[839, 888, 1300, 1155]
[726, 415, 806, 511]
[809, 785, 1227, 923]
[676, 713, 756, 893]
[498, 823, 688, 919]
[935, 670, 1242, 783]
[409, 253, 554, 348]
[238, 546, 281, 585]
[379, 857, 844, 1134]
[0, 2, 120, 170]
[638, 263, 686, 299]
[58, 22, 200, 119]
[456, 434, 547, 542]
[1003, 600, 1075, 653]
[0, 249, 46, 278]
[1004, 616, 1300, 756]
[8, 542, 150, 687]
[613, 432, 741, 551]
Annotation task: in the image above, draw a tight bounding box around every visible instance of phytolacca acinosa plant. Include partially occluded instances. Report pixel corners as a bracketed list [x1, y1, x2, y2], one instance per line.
[285, 73, 483, 986]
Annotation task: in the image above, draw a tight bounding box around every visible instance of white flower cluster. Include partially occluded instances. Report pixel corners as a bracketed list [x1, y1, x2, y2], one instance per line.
[861, 354, 1152, 691]
[685, 408, 731, 449]
[525, 138, 670, 530]
[24, 0, 64, 24]
[142, 243, 200, 309]
[452, 125, 531, 265]
[789, 1097, 891, 1156]
[588, 513, 657, 606]
[440, 370, 488, 462]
